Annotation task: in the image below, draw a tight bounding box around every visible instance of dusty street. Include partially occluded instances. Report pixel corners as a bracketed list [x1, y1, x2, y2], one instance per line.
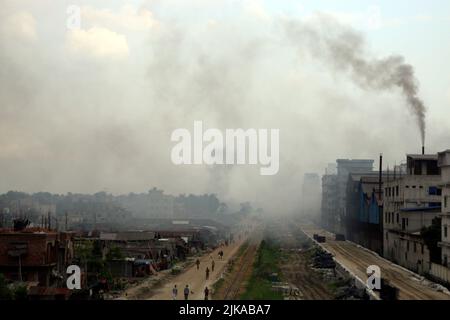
[148, 235, 248, 300]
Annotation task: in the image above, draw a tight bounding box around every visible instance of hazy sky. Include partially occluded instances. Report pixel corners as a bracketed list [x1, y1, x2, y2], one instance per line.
[1, 0, 449, 213]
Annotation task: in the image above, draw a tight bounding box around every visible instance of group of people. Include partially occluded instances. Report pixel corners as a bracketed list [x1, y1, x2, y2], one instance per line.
[196, 257, 217, 279]
[172, 284, 208, 300]
[171, 250, 223, 301]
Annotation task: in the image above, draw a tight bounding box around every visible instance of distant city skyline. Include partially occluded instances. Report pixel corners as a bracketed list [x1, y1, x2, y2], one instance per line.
[1, 1, 449, 214]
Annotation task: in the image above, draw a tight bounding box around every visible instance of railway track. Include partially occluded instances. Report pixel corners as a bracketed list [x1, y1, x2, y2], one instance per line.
[223, 240, 259, 300]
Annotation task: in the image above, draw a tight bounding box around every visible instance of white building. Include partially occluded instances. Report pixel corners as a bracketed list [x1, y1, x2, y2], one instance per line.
[383, 154, 441, 274]
[438, 150, 450, 267]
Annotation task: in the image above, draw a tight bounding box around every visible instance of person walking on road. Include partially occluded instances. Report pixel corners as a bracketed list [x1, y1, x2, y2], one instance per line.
[211, 260, 215, 272]
[205, 267, 210, 280]
[196, 258, 200, 270]
[204, 287, 210, 300]
[172, 285, 178, 300]
[184, 285, 190, 300]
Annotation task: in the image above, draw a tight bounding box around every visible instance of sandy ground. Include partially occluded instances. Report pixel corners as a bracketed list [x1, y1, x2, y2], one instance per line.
[301, 224, 450, 300]
[148, 235, 248, 300]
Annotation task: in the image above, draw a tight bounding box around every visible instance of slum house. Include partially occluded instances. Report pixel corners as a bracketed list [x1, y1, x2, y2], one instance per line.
[0, 226, 74, 286]
[99, 231, 186, 276]
[156, 227, 220, 250]
[130, 218, 231, 248]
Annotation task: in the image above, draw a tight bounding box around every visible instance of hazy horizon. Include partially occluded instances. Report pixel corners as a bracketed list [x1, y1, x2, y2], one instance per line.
[1, 0, 450, 214]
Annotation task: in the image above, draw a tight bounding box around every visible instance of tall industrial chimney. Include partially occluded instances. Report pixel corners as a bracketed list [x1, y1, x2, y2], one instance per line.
[422, 146, 425, 155]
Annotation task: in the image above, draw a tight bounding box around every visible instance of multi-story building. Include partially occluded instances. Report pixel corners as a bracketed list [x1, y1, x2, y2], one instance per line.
[301, 173, 321, 218]
[346, 173, 385, 254]
[0, 226, 74, 286]
[335, 159, 375, 234]
[438, 150, 450, 267]
[383, 154, 442, 275]
[321, 170, 337, 231]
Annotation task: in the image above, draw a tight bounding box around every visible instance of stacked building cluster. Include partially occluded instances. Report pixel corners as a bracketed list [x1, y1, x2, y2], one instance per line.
[0, 188, 245, 300]
[318, 149, 450, 285]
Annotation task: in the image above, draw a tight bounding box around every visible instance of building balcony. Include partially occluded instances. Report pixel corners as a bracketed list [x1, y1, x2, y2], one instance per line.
[438, 241, 450, 249]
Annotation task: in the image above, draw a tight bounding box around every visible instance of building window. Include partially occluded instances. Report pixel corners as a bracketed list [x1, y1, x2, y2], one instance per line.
[414, 242, 417, 253]
[397, 213, 399, 224]
[445, 196, 448, 208]
[421, 244, 424, 254]
[428, 186, 442, 196]
[445, 225, 448, 238]
[396, 186, 399, 196]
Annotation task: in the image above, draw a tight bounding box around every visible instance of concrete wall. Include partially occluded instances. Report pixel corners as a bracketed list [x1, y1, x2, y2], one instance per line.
[430, 262, 450, 284]
[384, 231, 430, 274]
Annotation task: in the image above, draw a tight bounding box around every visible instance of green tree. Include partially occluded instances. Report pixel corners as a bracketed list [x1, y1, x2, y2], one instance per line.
[13, 285, 28, 300]
[0, 274, 13, 300]
[106, 245, 123, 260]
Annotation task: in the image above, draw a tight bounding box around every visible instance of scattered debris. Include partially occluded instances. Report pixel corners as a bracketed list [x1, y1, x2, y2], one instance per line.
[311, 248, 336, 269]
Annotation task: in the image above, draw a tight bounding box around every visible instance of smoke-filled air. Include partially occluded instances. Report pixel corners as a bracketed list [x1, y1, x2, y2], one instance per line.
[1, 1, 449, 214]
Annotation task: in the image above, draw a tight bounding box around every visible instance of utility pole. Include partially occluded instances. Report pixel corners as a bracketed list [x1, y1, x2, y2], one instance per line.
[378, 153, 384, 255]
[18, 255, 22, 282]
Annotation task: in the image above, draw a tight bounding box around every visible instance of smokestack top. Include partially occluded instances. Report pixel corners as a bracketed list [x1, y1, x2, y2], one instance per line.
[422, 146, 425, 155]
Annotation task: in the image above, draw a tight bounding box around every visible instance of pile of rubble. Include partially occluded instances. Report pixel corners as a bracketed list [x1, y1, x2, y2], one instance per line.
[334, 280, 369, 300]
[311, 248, 336, 269]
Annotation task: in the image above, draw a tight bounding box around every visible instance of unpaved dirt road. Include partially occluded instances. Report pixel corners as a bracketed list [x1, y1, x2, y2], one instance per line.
[301, 224, 450, 300]
[146, 221, 260, 300]
[148, 235, 248, 300]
